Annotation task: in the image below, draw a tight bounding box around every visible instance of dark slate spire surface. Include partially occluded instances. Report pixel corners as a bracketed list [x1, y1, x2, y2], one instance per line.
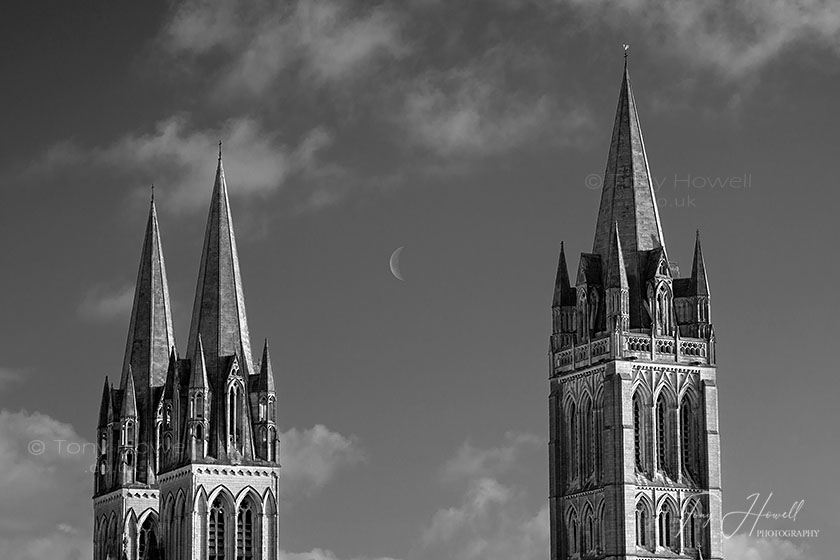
[592, 63, 665, 326]
[592, 62, 665, 259]
[186, 152, 255, 385]
[121, 196, 176, 392]
[606, 223, 628, 289]
[552, 242, 575, 307]
[257, 339, 276, 393]
[98, 377, 111, 428]
[189, 335, 210, 390]
[690, 230, 710, 296]
[120, 366, 137, 418]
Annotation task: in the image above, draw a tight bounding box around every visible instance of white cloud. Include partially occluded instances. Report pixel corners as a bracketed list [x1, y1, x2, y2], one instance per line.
[420, 477, 548, 560]
[78, 283, 134, 322]
[280, 549, 401, 560]
[398, 49, 590, 158]
[724, 534, 816, 560]
[417, 434, 549, 560]
[561, 0, 840, 78]
[0, 410, 94, 560]
[33, 116, 333, 211]
[279, 424, 366, 499]
[441, 432, 541, 481]
[163, 0, 407, 97]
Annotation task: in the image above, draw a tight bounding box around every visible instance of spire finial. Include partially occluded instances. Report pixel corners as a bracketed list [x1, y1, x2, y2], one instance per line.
[218, 140, 223, 161]
[150, 183, 155, 203]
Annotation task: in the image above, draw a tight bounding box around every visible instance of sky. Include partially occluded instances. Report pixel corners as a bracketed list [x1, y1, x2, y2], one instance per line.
[1, 1, 839, 559]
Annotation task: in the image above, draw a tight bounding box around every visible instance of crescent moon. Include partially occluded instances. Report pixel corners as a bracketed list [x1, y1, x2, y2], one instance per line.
[389, 246, 405, 281]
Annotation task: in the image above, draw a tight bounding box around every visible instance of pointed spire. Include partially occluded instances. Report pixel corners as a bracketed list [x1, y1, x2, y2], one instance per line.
[690, 230, 710, 296]
[187, 150, 255, 383]
[258, 339, 276, 393]
[552, 242, 574, 307]
[190, 335, 210, 389]
[606, 223, 628, 289]
[120, 366, 137, 418]
[592, 63, 665, 259]
[98, 377, 111, 428]
[121, 195, 176, 396]
[590, 63, 665, 327]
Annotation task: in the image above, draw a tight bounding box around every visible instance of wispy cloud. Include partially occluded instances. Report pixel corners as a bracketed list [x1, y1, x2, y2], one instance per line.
[279, 424, 366, 499]
[560, 0, 840, 78]
[418, 434, 548, 560]
[78, 283, 134, 322]
[280, 549, 401, 560]
[441, 432, 541, 481]
[724, 533, 817, 560]
[397, 47, 590, 158]
[162, 0, 407, 98]
[0, 410, 93, 560]
[32, 116, 334, 211]
[0, 369, 22, 388]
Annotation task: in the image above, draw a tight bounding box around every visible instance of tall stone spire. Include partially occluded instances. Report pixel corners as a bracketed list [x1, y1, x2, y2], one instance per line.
[120, 194, 175, 484]
[122, 195, 176, 394]
[592, 63, 666, 326]
[186, 150, 255, 385]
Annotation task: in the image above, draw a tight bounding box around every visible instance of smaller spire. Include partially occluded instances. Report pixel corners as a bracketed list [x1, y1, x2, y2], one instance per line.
[690, 230, 710, 296]
[163, 347, 178, 401]
[258, 339, 276, 393]
[98, 377, 111, 428]
[189, 335, 210, 389]
[120, 366, 137, 418]
[606, 223, 628, 288]
[552, 243, 575, 307]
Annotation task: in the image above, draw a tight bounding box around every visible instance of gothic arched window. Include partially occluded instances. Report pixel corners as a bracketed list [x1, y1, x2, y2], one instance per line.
[194, 392, 205, 419]
[568, 402, 578, 481]
[635, 500, 651, 549]
[584, 508, 595, 552]
[268, 395, 275, 422]
[633, 393, 647, 472]
[594, 394, 604, 481]
[124, 420, 135, 447]
[208, 498, 226, 560]
[227, 382, 245, 453]
[582, 397, 593, 479]
[567, 510, 579, 555]
[658, 501, 676, 549]
[656, 396, 668, 473]
[267, 426, 276, 462]
[684, 499, 704, 550]
[681, 395, 697, 480]
[138, 516, 159, 560]
[237, 501, 254, 560]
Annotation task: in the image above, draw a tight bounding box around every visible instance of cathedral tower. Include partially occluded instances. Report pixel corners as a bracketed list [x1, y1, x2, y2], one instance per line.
[548, 62, 723, 560]
[93, 151, 280, 560]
